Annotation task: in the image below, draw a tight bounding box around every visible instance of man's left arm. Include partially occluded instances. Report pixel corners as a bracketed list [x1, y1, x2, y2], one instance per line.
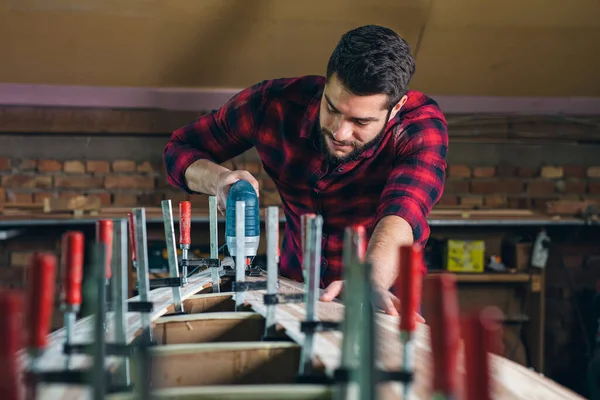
[367, 117, 448, 314]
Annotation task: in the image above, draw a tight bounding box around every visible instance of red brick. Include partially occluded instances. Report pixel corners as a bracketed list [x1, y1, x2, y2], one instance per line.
[5, 192, 33, 204]
[38, 160, 62, 172]
[33, 192, 56, 203]
[55, 176, 104, 189]
[112, 160, 136, 172]
[526, 180, 556, 196]
[473, 166, 496, 178]
[105, 175, 155, 190]
[532, 197, 557, 210]
[516, 167, 537, 178]
[484, 195, 506, 208]
[0, 158, 12, 171]
[59, 192, 79, 200]
[1, 175, 52, 189]
[541, 166, 564, 179]
[459, 196, 483, 207]
[496, 163, 517, 178]
[90, 192, 111, 206]
[587, 166, 600, 178]
[588, 182, 600, 194]
[86, 161, 110, 174]
[563, 165, 586, 178]
[64, 160, 85, 173]
[138, 193, 163, 206]
[136, 161, 156, 173]
[508, 197, 531, 209]
[113, 193, 138, 206]
[436, 193, 458, 206]
[447, 165, 471, 178]
[471, 179, 523, 195]
[18, 159, 38, 171]
[444, 179, 469, 193]
[563, 180, 586, 194]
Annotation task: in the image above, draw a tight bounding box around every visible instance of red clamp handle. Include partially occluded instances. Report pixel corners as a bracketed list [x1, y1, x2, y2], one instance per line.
[463, 306, 504, 400]
[179, 201, 191, 247]
[423, 273, 460, 396]
[0, 290, 23, 400]
[127, 212, 137, 262]
[96, 220, 113, 279]
[396, 244, 424, 333]
[348, 224, 366, 262]
[26, 252, 57, 351]
[60, 231, 84, 307]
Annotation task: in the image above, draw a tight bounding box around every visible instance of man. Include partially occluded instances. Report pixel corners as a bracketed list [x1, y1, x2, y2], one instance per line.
[164, 24, 448, 317]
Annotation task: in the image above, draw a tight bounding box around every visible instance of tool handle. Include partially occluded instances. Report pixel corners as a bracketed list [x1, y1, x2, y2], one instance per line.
[61, 231, 85, 307]
[128, 212, 137, 262]
[0, 290, 23, 400]
[179, 201, 191, 246]
[463, 306, 503, 400]
[423, 273, 460, 396]
[26, 252, 57, 351]
[349, 224, 366, 262]
[397, 244, 423, 333]
[96, 219, 114, 279]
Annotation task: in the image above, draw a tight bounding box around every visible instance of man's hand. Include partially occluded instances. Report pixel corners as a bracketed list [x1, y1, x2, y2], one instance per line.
[216, 170, 260, 214]
[320, 280, 425, 323]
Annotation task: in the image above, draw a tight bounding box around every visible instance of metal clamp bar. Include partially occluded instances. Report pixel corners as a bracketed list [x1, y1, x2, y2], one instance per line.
[63, 343, 134, 357]
[298, 214, 323, 377]
[112, 219, 131, 388]
[209, 195, 221, 292]
[91, 244, 107, 400]
[235, 201, 246, 311]
[161, 200, 184, 313]
[127, 302, 154, 313]
[133, 208, 153, 343]
[300, 320, 341, 333]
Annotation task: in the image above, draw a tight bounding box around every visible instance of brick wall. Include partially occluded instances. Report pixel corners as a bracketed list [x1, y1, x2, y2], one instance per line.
[2, 156, 600, 211]
[440, 163, 600, 210]
[0, 157, 282, 209]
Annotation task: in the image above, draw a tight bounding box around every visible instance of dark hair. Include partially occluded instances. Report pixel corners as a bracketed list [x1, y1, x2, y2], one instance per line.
[326, 25, 416, 109]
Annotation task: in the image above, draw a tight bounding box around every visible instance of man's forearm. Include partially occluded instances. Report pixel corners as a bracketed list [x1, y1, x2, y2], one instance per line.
[366, 215, 414, 290]
[184, 159, 231, 195]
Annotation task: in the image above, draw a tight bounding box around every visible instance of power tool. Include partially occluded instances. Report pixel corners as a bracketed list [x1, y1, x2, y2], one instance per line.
[225, 179, 260, 268]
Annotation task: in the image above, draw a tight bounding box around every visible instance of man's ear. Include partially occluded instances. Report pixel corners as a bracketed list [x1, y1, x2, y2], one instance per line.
[388, 95, 408, 121]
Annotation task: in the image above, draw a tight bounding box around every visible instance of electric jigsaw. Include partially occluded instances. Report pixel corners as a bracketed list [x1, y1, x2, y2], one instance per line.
[224, 179, 261, 276]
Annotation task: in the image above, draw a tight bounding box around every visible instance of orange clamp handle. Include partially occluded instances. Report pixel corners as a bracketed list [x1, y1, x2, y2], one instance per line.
[179, 201, 191, 246]
[396, 244, 424, 333]
[96, 220, 113, 279]
[26, 252, 57, 351]
[60, 231, 84, 307]
[423, 273, 460, 396]
[0, 290, 23, 400]
[127, 212, 137, 262]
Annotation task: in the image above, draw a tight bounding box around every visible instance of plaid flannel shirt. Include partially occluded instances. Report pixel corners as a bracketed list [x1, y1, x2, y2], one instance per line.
[164, 75, 448, 287]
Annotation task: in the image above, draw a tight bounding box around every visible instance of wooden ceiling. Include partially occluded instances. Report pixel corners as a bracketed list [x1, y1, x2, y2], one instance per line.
[0, 0, 598, 98]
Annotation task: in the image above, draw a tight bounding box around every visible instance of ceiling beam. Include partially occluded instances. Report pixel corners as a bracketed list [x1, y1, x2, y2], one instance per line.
[1, 82, 599, 116]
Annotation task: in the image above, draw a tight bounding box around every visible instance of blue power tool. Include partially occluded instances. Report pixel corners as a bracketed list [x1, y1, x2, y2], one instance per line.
[225, 180, 260, 264]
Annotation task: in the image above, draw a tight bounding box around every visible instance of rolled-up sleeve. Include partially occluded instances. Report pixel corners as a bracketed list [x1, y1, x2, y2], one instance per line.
[163, 80, 270, 193]
[375, 117, 448, 245]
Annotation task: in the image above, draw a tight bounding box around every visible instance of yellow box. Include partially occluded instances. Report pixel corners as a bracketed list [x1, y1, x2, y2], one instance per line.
[445, 240, 485, 273]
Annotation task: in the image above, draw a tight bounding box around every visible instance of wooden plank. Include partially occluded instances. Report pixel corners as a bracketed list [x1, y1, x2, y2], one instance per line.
[0, 106, 201, 134]
[242, 276, 585, 400]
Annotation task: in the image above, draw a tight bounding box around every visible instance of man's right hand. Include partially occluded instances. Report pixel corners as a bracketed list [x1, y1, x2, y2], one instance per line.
[216, 170, 260, 214]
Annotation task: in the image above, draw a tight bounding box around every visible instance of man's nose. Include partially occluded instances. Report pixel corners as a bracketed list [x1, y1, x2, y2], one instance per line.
[332, 120, 353, 142]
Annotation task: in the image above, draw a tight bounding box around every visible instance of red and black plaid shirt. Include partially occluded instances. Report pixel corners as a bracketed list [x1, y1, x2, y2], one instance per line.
[164, 76, 448, 287]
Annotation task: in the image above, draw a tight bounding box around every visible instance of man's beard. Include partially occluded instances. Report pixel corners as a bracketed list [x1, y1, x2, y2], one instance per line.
[318, 124, 387, 165]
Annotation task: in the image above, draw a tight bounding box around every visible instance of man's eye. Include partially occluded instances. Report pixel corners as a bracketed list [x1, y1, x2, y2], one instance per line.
[356, 121, 369, 127]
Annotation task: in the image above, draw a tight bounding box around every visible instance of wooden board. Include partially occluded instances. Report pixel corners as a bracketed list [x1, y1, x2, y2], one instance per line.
[20, 271, 585, 400]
